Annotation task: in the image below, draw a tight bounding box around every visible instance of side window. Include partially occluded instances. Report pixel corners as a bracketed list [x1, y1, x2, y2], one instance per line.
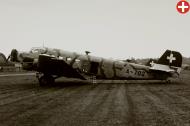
[66, 57, 72, 61]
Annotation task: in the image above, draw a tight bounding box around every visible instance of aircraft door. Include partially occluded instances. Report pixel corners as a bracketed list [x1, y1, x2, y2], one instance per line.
[90, 62, 99, 74]
[81, 61, 99, 75]
[81, 61, 91, 73]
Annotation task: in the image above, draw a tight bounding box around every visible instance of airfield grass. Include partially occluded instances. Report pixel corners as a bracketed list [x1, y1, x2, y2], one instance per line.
[0, 70, 189, 126]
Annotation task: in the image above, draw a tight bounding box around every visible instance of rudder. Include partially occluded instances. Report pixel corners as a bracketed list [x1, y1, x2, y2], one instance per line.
[158, 50, 182, 68]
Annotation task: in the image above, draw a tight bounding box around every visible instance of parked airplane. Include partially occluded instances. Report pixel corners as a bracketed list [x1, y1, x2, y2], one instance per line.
[9, 47, 182, 86]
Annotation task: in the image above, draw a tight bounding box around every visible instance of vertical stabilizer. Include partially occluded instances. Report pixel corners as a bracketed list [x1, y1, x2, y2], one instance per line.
[158, 50, 182, 67]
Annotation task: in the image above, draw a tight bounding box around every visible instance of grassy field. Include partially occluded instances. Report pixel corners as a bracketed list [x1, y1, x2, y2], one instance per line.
[0, 70, 189, 126]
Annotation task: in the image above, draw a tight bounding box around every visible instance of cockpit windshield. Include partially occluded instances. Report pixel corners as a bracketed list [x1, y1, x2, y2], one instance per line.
[30, 47, 46, 54]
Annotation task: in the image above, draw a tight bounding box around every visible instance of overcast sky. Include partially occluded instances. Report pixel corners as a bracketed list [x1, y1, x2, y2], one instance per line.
[0, 0, 189, 59]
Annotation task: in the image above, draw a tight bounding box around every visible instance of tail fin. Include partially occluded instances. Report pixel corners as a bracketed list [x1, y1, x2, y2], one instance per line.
[158, 50, 182, 67]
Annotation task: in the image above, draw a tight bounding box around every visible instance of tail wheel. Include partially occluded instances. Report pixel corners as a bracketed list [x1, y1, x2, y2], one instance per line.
[39, 75, 55, 86]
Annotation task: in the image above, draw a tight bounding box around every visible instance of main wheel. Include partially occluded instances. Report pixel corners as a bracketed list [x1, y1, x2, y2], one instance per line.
[39, 75, 55, 86]
[166, 79, 171, 84]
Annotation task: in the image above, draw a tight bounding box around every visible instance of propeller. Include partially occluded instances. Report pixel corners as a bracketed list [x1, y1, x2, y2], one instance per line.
[10, 49, 19, 62]
[0, 52, 7, 63]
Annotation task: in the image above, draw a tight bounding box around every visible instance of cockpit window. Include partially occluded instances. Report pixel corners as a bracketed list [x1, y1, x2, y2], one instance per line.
[30, 47, 46, 54]
[75, 59, 80, 62]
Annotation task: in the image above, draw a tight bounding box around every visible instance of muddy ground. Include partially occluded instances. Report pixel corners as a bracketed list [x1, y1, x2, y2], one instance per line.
[0, 71, 190, 126]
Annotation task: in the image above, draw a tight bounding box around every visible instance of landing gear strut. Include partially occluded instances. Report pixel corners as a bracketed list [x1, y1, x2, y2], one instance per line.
[36, 73, 55, 86]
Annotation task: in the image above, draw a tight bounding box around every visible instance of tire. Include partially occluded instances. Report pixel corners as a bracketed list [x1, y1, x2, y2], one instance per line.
[39, 75, 55, 86]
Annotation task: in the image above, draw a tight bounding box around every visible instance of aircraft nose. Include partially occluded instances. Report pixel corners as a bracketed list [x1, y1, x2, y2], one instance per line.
[10, 49, 19, 62]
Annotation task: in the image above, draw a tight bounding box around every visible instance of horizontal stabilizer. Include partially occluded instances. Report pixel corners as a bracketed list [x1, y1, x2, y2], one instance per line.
[150, 63, 175, 72]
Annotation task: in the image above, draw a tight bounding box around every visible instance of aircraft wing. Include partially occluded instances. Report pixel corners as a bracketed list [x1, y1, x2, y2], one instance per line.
[37, 54, 86, 80]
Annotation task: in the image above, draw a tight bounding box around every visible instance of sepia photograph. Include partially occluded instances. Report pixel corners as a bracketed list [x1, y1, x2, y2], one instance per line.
[0, 0, 190, 126]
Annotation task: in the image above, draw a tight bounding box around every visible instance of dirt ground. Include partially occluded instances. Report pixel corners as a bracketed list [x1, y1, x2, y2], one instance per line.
[0, 71, 190, 126]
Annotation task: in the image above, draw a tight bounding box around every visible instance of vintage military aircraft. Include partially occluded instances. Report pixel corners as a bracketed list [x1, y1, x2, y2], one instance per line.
[9, 47, 182, 86]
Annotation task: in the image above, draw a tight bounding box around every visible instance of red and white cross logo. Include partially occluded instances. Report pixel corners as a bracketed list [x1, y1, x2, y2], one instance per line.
[176, 0, 190, 14]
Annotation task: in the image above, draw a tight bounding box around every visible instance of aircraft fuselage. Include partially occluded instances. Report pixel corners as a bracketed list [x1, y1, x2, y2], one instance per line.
[10, 47, 180, 86]
[37, 49, 169, 80]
